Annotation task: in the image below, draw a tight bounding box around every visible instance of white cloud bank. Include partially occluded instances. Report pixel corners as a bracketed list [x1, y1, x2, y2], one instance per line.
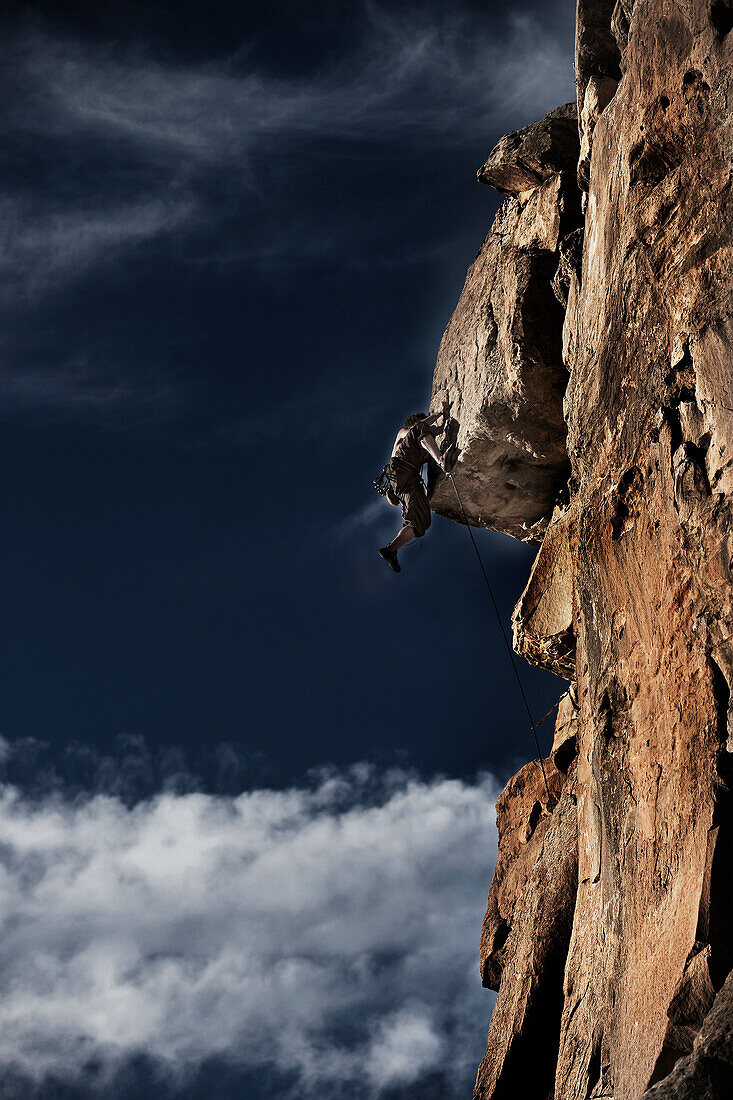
[0, 767, 498, 1096]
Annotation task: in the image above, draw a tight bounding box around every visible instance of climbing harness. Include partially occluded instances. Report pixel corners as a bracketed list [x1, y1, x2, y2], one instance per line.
[374, 458, 426, 515]
[446, 471, 554, 806]
[374, 458, 426, 496]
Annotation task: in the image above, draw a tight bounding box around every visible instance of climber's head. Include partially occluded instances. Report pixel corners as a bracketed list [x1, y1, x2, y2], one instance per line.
[403, 412, 427, 429]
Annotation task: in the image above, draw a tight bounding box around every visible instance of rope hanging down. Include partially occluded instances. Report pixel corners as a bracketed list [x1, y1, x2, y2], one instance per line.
[447, 471, 553, 805]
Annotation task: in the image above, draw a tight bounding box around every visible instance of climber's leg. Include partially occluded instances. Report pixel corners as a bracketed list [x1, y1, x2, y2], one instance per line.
[379, 523, 414, 573]
[388, 524, 416, 552]
[379, 483, 430, 572]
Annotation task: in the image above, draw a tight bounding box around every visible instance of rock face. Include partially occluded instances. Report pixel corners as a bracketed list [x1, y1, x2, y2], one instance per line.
[430, 1, 733, 1097]
[429, 105, 580, 542]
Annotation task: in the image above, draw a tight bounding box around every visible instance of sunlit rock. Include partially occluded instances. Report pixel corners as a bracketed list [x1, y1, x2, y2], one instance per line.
[450, 1, 733, 1097]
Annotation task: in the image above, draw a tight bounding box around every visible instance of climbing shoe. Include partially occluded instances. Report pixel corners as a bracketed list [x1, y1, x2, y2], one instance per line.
[378, 546, 401, 573]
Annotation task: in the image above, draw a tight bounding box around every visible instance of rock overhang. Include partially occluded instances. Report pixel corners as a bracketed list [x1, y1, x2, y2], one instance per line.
[429, 105, 581, 543]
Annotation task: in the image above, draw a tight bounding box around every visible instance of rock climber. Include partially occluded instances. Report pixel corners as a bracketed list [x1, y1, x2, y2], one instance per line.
[378, 399, 455, 573]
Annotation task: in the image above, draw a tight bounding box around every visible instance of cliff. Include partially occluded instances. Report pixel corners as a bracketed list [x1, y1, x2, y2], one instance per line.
[429, 1, 733, 1097]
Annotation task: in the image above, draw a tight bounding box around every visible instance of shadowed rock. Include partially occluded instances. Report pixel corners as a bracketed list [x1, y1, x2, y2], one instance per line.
[576, 0, 622, 91]
[575, 0, 621, 191]
[551, 226, 585, 308]
[641, 968, 733, 1099]
[477, 103, 579, 195]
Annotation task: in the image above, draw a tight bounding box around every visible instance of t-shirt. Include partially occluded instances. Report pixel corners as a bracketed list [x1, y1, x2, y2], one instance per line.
[392, 422, 433, 469]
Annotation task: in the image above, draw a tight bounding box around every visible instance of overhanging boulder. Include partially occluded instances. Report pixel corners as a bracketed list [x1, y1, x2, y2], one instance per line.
[430, 138, 580, 541]
[477, 103, 580, 195]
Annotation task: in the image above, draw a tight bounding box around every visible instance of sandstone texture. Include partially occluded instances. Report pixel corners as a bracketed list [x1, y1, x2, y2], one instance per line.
[429, 0, 733, 1097]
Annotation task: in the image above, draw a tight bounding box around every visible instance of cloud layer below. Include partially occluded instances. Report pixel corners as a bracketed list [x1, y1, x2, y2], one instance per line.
[0, 765, 497, 1096]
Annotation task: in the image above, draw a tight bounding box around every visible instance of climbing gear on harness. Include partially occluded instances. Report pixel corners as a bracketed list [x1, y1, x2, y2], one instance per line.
[447, 470, 554, 807]
[375, 456, 426, 494]
[373, 463, 400, 508]
[374, 459, 426, 509]
[373, 464, 392, 496]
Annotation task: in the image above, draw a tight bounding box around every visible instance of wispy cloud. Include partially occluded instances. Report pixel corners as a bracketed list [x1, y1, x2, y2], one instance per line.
[0, 195, 194, 303]
[203, 386, 390, 449]
[3, 3, 575, 298]
[0, 765, 497, 1096]
[0, 2, 574, 418]
[13, 7, 572, 159]
[0, 353, 179, 420]
[338, 497, 398, 542]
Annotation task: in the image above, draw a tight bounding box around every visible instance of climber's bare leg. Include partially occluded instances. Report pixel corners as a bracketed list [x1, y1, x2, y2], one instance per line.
[389, 525, 416, 552]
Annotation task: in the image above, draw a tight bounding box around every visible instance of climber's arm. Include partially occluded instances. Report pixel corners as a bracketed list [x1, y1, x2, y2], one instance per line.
[420, 431, 445, 466]
[419, 399, 451, 433]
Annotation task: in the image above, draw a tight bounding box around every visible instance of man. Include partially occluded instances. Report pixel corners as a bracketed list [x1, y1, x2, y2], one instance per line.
[378, 399, 454, 573]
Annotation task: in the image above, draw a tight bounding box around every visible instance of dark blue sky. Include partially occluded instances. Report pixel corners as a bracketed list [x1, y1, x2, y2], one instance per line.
[0, 0, 574, 789]
[0, 2, 575, 1095]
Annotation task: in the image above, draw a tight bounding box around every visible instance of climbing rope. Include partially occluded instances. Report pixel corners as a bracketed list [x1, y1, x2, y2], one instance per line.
[447, 471, 553, 805]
